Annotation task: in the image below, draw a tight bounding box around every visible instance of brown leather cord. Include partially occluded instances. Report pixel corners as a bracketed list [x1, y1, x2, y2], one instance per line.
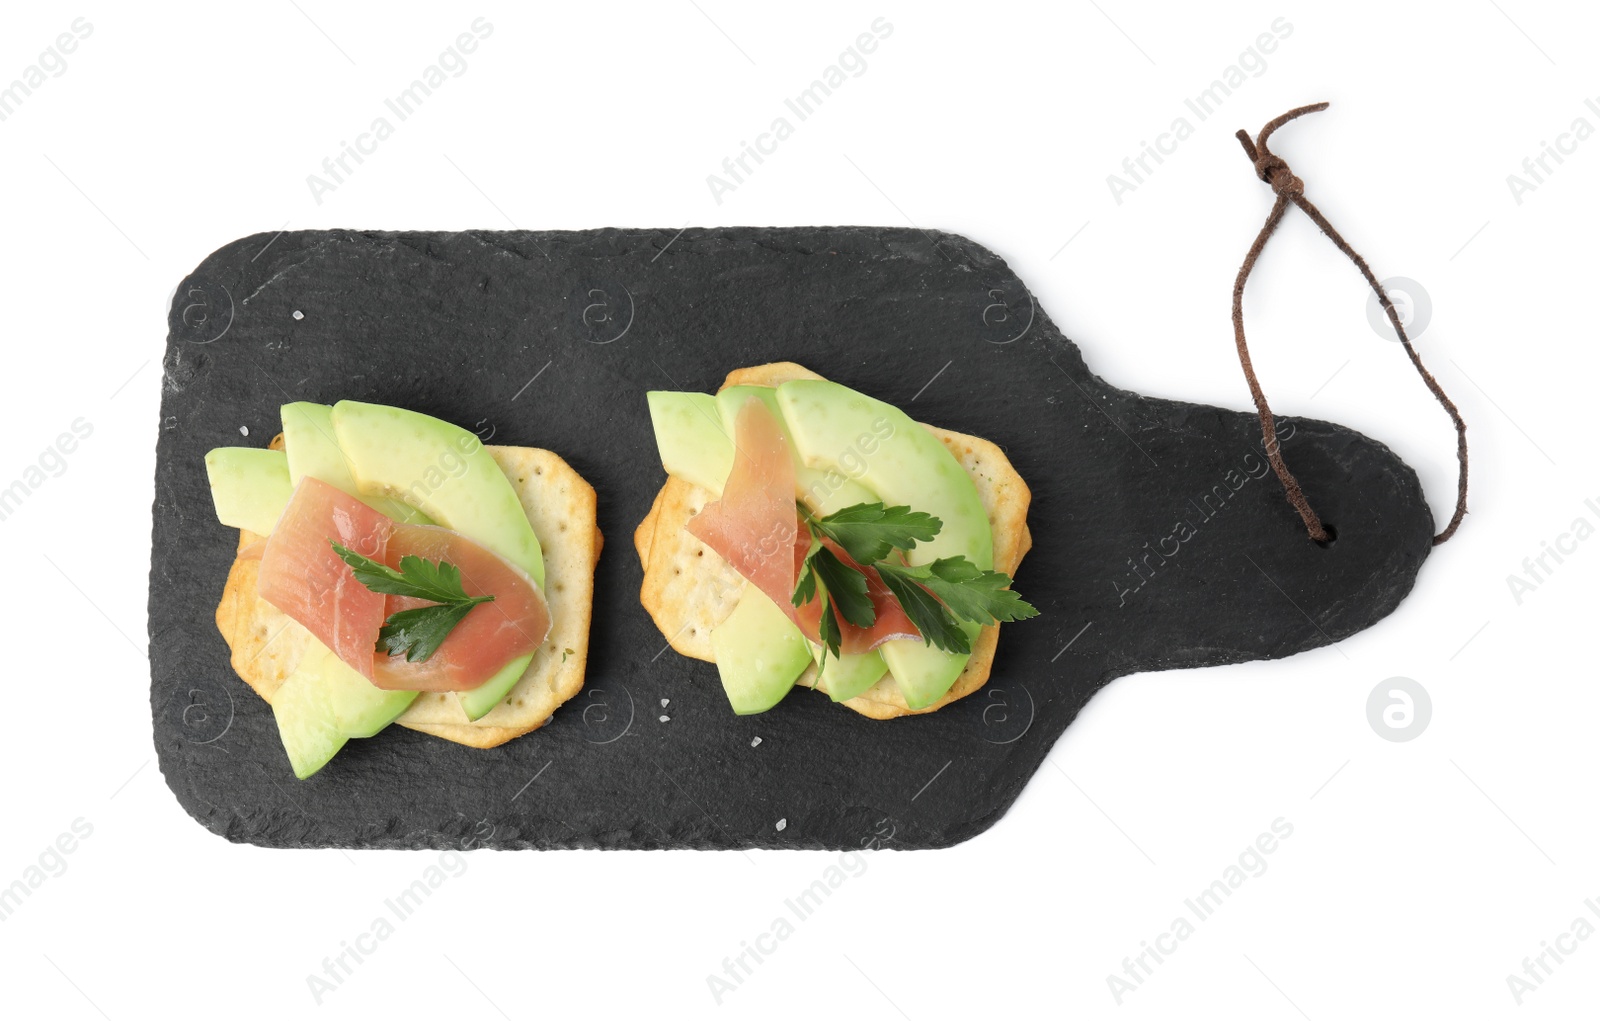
[1231, 102, 1468, 546]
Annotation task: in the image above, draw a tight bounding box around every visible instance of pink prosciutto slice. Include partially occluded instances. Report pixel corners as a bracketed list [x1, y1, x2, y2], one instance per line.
[369, 523, 550, 692]
[257, 477, 550, 691]
[687, 396, 920, 654]
[257, 478, 393, 680]
[686, 396, 800, 607]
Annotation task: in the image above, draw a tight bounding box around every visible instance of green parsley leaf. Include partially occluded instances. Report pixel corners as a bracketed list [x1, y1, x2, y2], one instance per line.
[331, 543, 474, 603]
[809, 547, 875, 628]
[792, 535, 821, 609]
[873, 565, 972, 655]
[377, 602, 480, 663]
[794, 541, 875, 664]
[807, 503, 941, 567]
[331, 541, 494, 663]
[817, 594, 844, 662]
[787, 500, 1037, 660]
[881, 558, 1041, 627]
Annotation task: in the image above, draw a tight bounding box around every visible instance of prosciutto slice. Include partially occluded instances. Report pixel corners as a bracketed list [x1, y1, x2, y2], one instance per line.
[257, 478, 393, 680]
[369, 523, 550, 692]
[258, 477, 550, 691]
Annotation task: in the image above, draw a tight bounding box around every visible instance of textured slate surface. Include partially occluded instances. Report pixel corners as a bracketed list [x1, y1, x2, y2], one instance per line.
[149, 227, 1434, 851]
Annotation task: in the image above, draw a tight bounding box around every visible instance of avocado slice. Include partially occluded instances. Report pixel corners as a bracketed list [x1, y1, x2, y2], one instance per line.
[878, 638, 969, 710]
[812, 646, 889, 702]
[457, 655, 534, 721]
[647, 390, 734, 494]
[205, 447, 293, 535]
[281, 402, 431, 524]
[711, 583, 813, 714]
[202, 407, 434, 539]
[651, 387, 882, 515]
[272, 641, 419, 779]
[329, 401, 543, 720]
[328, 401, 544, 585]
[776, 379, 991, 709]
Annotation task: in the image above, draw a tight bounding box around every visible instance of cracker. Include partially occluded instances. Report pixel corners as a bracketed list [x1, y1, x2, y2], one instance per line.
[636, 362, 1032, 719]
[637, 476, 745, 662]
[214, 440, 601, 750]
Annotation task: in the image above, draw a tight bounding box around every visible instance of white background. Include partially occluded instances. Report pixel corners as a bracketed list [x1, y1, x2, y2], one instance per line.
[1, 2, 1595, 1018]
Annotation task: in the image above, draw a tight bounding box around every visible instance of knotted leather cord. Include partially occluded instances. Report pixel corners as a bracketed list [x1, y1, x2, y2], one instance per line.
[1232, 102, 1468, 546]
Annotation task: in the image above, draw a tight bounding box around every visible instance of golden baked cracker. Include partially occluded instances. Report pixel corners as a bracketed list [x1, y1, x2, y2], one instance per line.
[636, 362, 1033, 719]
[214, 442, 600, 750]
[633, 484, 665, 564]
[214, 527, 303, 704]
[721, 361, 825, 389]
[637, 476, 745, 662]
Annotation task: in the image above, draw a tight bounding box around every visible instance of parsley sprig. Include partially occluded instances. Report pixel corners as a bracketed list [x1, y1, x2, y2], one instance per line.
[791, 503, 1037, 660]
[804, 502, 941, 565]
[331, 541, 494, 663]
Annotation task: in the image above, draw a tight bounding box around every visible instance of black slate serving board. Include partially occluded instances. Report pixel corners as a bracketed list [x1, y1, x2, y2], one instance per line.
[149, 227, 1433, 850]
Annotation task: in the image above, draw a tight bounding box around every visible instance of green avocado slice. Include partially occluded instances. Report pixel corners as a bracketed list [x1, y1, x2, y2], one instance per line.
[647, 390, 732, 494]
[329, 401, 544, 585]
[711, 584, 812, 714]
[205, 447, 292, 536]
[281, 402, 431, 524]
[812, 646, 889, 703]
[272, 641, 418, 779]
[457, 654, 535, 721]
